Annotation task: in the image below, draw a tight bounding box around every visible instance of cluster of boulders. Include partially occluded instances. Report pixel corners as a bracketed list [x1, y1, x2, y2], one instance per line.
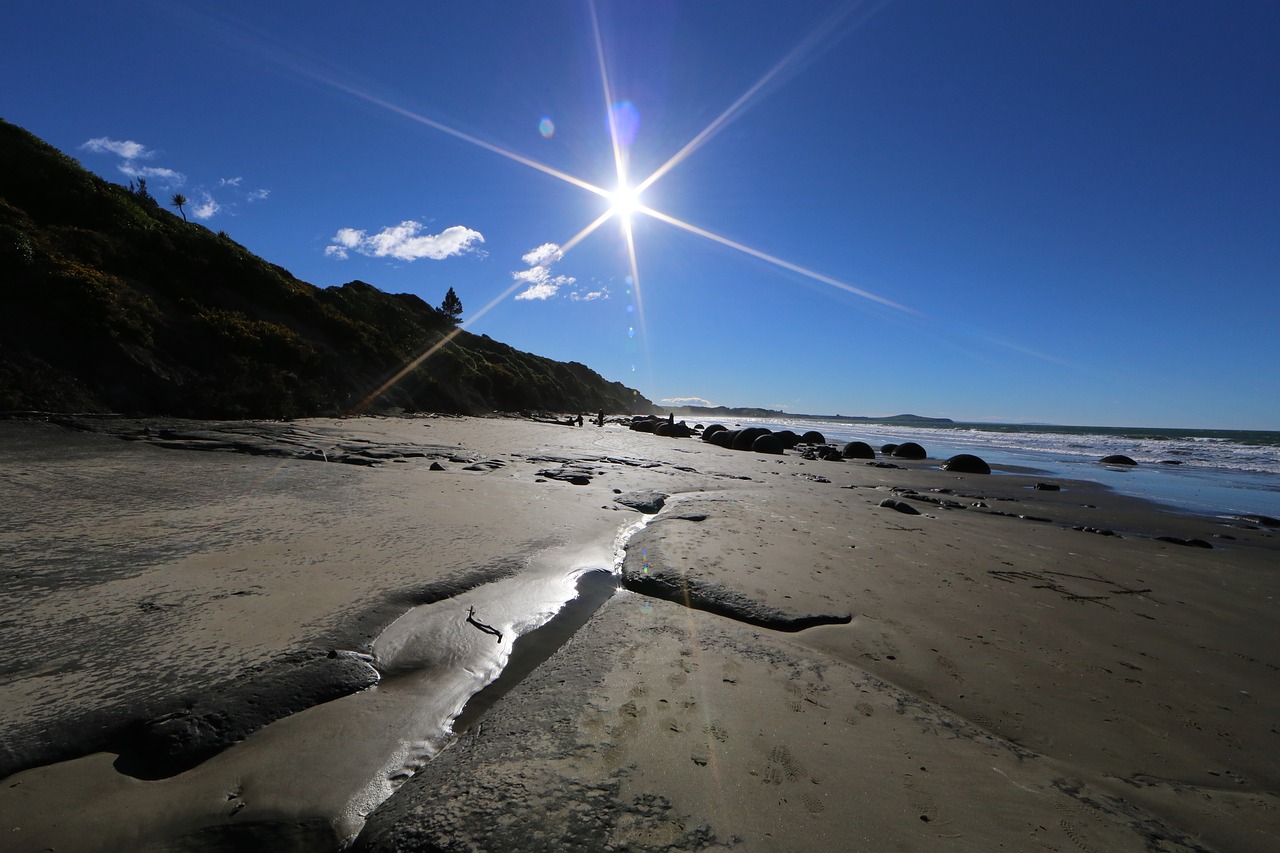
[627, 418, 994, 474]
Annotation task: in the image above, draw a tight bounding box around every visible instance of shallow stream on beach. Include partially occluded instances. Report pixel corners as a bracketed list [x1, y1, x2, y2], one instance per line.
[0, 516, 649, 850]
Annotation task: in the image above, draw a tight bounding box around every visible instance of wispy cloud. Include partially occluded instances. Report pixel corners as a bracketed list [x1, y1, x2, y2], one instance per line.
[80, 135, 269, 220]
[513, 242, 574, 300]
[82, 136, 186, 187]
[118, 163, 187, 185]
[568, 285, 609, 301]
[81, 137, 153, 160]
[511, 242, 605, 302]
[662, 396, 715, 407]
[326, 221, 484, 261]
[192, 192, 220, 220]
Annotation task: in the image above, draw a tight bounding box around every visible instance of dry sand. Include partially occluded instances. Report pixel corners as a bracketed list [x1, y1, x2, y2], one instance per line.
[1, 414, 1276, 852]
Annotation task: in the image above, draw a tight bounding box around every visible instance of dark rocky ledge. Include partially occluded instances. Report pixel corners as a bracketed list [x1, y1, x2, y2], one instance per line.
[620, 568, 851, 632]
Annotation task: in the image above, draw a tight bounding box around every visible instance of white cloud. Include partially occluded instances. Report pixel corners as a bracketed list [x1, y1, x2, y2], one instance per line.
[325, 221, 484, 262]
[81, 137, 153, 160]
[514, 281, 561, 301]
[662, 397, 716, 407]
[247, 188, 270, 202]
[568, 285, 609, 302]
[219, 176, 243, 187]
[118, 163, 186, 186]
[522, 242, 562, 267]
[192, 192, 220, 220]
[511, 242, 582, 301]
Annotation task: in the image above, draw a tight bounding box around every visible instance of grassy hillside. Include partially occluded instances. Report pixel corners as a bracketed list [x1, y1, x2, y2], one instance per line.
[0, 119, 653, 418]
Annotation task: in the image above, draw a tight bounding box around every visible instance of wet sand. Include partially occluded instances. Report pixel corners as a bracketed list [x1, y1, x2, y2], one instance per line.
[1, 415, 1277, 851]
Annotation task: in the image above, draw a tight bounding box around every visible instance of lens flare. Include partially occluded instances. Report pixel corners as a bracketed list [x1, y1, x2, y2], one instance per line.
[608, 101, 640, 147]
[538, 117, 555, 138]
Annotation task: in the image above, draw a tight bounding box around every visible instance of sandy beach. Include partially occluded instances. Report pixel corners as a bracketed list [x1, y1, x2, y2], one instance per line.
[1, 414, 1277, 852]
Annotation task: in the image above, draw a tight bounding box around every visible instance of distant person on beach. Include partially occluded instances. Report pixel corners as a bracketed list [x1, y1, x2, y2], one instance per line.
[576, 414, 584, 427]
[668, 413, 674, 426]
[597, 411, 605, 427]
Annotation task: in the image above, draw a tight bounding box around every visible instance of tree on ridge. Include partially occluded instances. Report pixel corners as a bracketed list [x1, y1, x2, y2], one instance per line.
[440, 286, 463, 324]
[171, 193, 188, 221]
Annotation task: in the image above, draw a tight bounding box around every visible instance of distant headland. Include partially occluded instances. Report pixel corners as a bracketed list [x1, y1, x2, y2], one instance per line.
[667, 405, 954, 426]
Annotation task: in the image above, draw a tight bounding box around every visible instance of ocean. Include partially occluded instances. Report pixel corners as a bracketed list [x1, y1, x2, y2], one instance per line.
[696, 416, 1280, 521]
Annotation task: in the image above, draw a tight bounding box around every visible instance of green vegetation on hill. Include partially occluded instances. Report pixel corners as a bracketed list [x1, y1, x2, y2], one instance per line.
[0, 119, 654, 418]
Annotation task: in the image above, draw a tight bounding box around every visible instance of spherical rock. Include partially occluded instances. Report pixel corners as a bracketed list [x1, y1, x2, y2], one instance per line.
[881, 443, 899, 456]
[774, 430, 801, 449]
[710, 429, 738, 448]
[733, 428, 772, 451]
[654, 422, 673, 436]
[1100, 454, 1137, 465]
[800, 430, 826, 445]
[702, 424, 728, 442]
[892, 442, 927, 459]
[630, 418, 657, 433]
[841, 441, 875, 460]
[941, 453, 990, 474]
[752, 433, 785, 455]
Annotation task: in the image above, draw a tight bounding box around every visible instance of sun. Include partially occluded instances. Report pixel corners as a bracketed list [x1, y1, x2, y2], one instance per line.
[608, 184, 641, 220]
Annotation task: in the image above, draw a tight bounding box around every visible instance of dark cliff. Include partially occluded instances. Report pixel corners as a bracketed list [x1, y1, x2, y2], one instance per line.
[0, 119, 654, 418]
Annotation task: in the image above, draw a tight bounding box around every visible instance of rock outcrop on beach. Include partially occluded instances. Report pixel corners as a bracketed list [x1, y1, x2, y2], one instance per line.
[0, 119, 655, 419]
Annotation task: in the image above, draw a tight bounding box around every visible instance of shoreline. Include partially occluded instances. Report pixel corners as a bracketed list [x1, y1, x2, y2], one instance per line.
[2, 415, 1277, 851]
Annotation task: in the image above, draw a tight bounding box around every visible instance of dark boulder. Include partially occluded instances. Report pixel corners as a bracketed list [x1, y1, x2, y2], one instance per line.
[774, 430, 801, 449]
[752, 433, 785, 455]
[733, 428, 772, 451]
[655, 421, 695, 438]
[1100, 454, 1137, 465]
[892, 442, 926, 459]
[841, 441, 875, 460]
[630, 418, 658, 433]
[710, 429, 738, 448]
[941, 453, 990, 474]
[881, 443, 899, 456]
[800, 430, 826, 445]
[701, 424, 728, 442]
[1034, 482, 1061, 491]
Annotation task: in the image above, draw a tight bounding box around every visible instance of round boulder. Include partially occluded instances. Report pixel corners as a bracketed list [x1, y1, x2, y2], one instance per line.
[800, 430, 826, 445]
[881, 443, 899, 456]
[841, 441, 875, 460]
[752, 433, 785, 455]
[892, 442, 927, 459]
[702, 424, 728, 442]
[710, 429, 738, 448]
[1100, 454, 1137, 465]
[733, 427, 772, 451]
[774, 430, 801, 449]
[941, 453, 990, 474]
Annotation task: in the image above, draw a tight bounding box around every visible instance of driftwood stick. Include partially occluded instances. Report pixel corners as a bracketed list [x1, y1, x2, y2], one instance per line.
[466, 606, 503, 643]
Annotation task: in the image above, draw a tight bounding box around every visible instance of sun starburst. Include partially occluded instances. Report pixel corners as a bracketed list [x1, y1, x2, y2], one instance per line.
[314, 0, 911, 410]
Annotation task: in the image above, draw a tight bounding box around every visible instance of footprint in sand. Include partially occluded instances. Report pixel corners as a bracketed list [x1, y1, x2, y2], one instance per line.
[902, 774, 939, 825]
[762, 744, 805, 785]
[1053, 798, 1093, 851]
[703, 720, 728, 743]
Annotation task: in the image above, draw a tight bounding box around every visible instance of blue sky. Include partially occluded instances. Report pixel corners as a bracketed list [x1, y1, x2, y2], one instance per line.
[5, 1, 1278, 429]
